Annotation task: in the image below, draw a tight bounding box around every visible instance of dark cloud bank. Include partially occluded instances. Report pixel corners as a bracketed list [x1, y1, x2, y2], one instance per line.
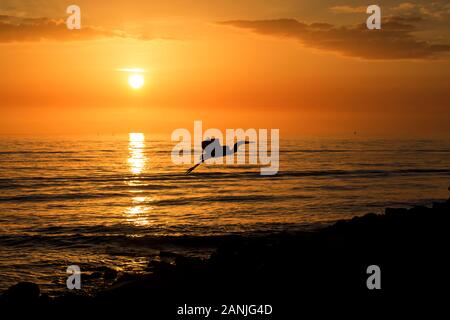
[220, 16, 450, 60]
[0, 15, 149, 43]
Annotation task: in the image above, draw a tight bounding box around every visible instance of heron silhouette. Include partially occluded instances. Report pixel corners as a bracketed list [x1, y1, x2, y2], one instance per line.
[185, 138, 251, 174]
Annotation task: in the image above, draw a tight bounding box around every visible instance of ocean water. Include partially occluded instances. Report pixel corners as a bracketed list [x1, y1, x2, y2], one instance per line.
[0, 134, 449, 294]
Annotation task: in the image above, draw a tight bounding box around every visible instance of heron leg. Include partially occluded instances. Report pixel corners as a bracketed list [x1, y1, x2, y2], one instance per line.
[185, 162, 202, 174]
[185, 155, 204, 175]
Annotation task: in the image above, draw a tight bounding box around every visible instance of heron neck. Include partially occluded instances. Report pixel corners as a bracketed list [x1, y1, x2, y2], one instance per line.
[233, 141, 245, 152]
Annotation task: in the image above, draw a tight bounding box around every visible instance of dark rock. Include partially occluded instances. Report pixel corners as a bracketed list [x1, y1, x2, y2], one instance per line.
[53, 291, 92, 307]
[38, 293, 51, 305]
[385, 207, 408, 215]
[85, 271, 102, 279]
[113, 272, 145, 285]
[2, 282, 40, 304]
[147, 257, 175, 274]
[103, 268, 118, 280]
[433, 201, 449, 210]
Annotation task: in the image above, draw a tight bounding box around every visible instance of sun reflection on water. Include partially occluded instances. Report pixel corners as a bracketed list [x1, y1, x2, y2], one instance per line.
[128, 133, 146, 175]
[126, 133, 151, 226]
[125, 196, 153, 226]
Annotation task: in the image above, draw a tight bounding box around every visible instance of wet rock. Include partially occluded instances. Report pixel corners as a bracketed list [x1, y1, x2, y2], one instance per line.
[113, 272, 145, 285]
[104, 268, 118, 280]
[147, 257, 175, 273]
[89, 266, 118, 280]
[85, 271, 103, 280]
[175, 256, 206, 274]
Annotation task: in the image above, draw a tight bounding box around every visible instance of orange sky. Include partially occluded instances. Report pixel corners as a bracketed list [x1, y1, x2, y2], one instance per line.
[0, 0, 449, 137]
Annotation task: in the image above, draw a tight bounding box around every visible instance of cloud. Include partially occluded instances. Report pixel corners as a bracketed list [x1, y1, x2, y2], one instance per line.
[0, 15, 151, 43]
[392, 2, 417, 12]
[220, 16, 450, 60]
[392, 1, 450, 18]
[329, 6, 367, 14]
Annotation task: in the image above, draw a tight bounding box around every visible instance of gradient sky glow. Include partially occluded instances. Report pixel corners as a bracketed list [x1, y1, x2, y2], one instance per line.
[0, 0, 449, 136]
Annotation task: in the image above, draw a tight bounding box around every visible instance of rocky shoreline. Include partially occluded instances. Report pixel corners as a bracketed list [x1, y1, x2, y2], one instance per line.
[1, 196, 449, 315]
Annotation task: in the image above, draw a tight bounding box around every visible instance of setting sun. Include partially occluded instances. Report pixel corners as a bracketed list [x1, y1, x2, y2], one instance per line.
[128, 74, 144, 89]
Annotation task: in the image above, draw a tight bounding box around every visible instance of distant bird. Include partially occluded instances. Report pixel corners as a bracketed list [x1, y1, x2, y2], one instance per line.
[185, 138, 251, 174]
